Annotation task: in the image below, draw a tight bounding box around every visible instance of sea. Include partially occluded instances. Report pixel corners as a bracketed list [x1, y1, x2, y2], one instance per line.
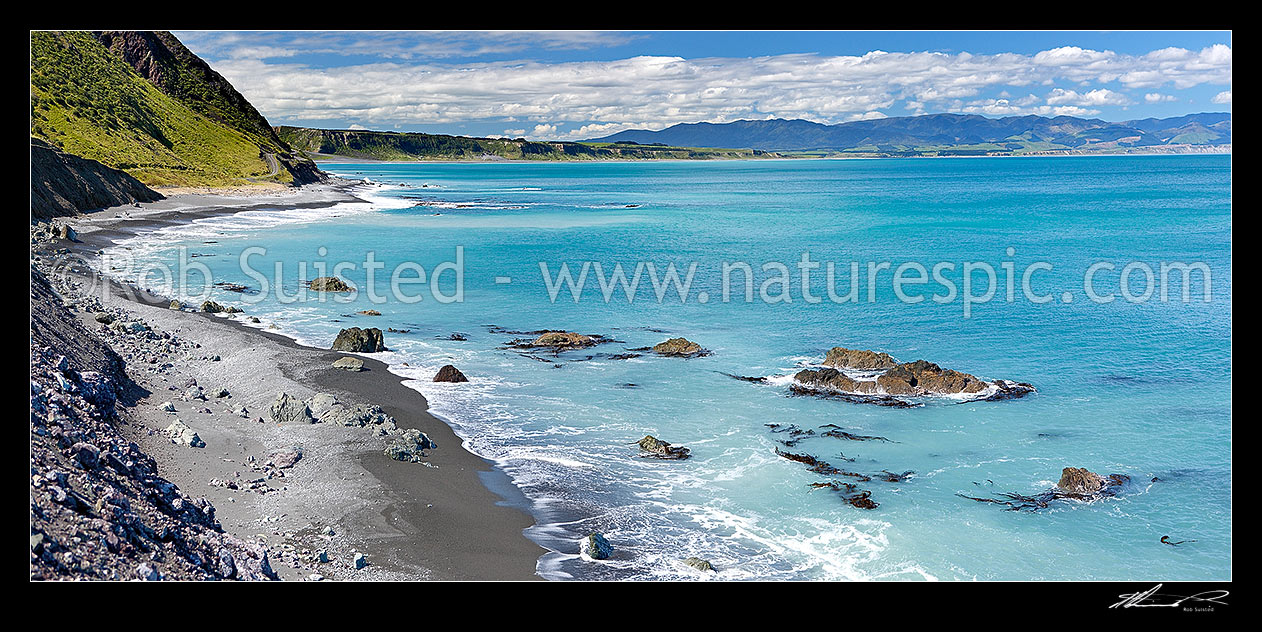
[107, 155, 1232, 581]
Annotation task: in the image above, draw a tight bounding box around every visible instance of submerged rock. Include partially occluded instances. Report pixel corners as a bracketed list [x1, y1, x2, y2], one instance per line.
[309, 276, 352, 292]
[357, 310, 381, 316]
[823, 346, 896, 370]
[332, 357, 365, 372]
[652, 337, 706, 357]
[636, 435, 691, 460]
[268, 393, 314, 424]
[433, 364, 468, 383]
[331, 327, 385, 353]
[579, 533, 613, 561]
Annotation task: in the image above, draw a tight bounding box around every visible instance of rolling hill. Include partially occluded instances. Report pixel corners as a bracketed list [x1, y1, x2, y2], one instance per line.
[30, 31, 323, 192]
[276, 126, 773, 162]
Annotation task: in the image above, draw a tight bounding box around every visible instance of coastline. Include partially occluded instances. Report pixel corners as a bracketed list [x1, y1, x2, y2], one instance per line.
[303, 145, 1231, 165]
[39, 181, 546, 581]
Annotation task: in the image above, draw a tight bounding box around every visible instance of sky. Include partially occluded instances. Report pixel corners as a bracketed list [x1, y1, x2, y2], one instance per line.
[173, 30, 1232, 140]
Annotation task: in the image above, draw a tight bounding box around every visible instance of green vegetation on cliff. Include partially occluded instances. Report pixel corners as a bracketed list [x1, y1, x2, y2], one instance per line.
[276, 126, 774, 162]
[30, 31, 321, 188]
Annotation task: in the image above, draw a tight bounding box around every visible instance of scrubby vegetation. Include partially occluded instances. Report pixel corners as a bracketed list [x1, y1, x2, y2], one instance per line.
[30, 31, 304, 188]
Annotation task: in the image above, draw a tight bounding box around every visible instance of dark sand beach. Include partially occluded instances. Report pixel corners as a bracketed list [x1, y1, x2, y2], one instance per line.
[42, 181, 545, 580]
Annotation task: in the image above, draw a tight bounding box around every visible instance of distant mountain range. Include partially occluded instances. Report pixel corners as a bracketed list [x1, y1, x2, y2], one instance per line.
[588, 113, 1232, 155]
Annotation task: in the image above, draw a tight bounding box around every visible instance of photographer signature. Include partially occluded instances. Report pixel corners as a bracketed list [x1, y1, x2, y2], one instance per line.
[1110, 584, 1229, 609]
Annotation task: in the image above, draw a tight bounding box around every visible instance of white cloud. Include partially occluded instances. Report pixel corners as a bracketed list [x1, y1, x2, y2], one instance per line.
[348, 123, 368, 130]
[530, 124, 558, 138]
[203, 43, 1231, 131]
[1144, 93, 1177, 103]
[1045, 88, 1132, 107]
[1212, 90, 1232, 104]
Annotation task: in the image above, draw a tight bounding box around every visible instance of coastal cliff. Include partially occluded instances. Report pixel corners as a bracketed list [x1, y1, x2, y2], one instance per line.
[276, 126, 771, 161]
[31, 138, 163, 220]
[30, 30, 324, 202]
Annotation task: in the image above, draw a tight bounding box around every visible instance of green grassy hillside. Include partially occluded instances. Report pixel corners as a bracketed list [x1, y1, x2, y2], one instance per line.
[31, 31, 311, 188]
[276, 126, 774, 162]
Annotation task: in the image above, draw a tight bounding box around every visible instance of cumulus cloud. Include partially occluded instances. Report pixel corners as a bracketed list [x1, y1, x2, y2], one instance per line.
[1144, 93, 1177, 103]
[1212, 90, 1232, 104]
[199, 42, 1231, 133]
[1045, 88, 1132, 106]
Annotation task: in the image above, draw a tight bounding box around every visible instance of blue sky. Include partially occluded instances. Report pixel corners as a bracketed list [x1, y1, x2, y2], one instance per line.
[175, 30, 1232, 140]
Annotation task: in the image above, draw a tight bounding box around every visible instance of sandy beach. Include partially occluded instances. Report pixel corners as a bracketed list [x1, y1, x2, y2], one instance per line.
[35, 181, 545, 581]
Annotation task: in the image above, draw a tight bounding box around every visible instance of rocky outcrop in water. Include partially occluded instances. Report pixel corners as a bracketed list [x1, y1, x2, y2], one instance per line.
[1056, 467, 1112, 494]
[331, 327, 385, 353]
[958, 467, 1131, 511]
[788, 346, 1035, 404]
[529, 331, 597, 349]
[823, 346, 896, 370]
[636, 435, 691, 460]
[309, 276, 352, 292]
[433, 365, 468, 383]
[652, 337, 708, 357]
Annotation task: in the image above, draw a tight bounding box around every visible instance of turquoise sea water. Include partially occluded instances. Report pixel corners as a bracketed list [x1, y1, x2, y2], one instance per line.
[111, 156, 1231, 580]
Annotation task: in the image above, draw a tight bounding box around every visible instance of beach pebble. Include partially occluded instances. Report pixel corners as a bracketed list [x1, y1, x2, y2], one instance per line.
[353, 552, 367, 569]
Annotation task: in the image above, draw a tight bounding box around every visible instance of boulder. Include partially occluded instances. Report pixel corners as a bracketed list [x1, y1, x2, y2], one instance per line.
[93, 312, 114, 324]
[200, 300, 225, 313]
[433, 364, 469, 383]
[331, 327, 385, 353]
[383, 428, 437, 462]
[823, 346, 897, 370]
[57, 223, 77, 241]
[309, 276, 352, 292]
[636, 435, 691, 459]
[332, 357, 365, 372]
[683, 557, 716, 572]
[578, 533, 613, 561]
[163, 420, 205, 448]
[168, 300, 182, 310]
[652, 337, 705, 357]
[268, 393, 314, 424]
[267, 446, 303, 469]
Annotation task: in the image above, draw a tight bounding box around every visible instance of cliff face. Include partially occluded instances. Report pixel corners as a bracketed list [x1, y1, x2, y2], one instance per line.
[31, 138, 163, 220]
[30, 30, 325, 194]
